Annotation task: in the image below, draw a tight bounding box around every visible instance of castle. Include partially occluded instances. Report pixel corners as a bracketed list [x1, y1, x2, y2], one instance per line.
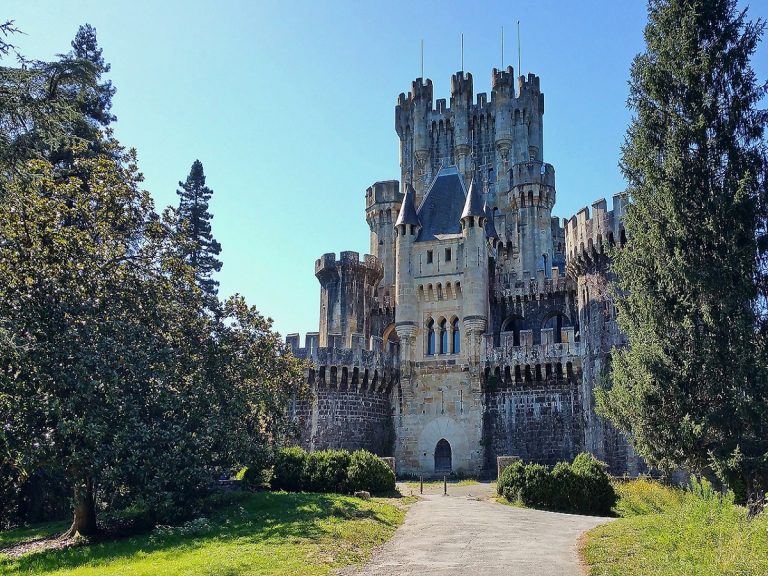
[287, 66, 643, 477]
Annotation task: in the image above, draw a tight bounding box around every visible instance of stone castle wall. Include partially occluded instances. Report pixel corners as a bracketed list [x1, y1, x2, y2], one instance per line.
[482, 376, 583, 469]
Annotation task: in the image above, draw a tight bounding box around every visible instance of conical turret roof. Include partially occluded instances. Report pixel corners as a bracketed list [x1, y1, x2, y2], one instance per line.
[395, 182, 420, 227]
[461, 174, 485, 220]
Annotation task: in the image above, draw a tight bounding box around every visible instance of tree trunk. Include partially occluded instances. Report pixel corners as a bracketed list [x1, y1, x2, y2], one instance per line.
[63, 476, 97, 538]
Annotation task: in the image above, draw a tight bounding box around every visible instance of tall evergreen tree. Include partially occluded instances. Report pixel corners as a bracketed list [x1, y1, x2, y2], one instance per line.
[68, 23, 115, 129]
[597, 0, 768, 505]
[176, 160, 222, 309]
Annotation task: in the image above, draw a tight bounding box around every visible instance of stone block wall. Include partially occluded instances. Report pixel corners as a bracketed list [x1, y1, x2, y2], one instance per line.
[293, 384, 394, 456]
[482, 377, 583, 471]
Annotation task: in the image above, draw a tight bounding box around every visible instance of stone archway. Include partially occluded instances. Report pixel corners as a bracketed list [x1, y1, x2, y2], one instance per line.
[434, 438, 452, 473]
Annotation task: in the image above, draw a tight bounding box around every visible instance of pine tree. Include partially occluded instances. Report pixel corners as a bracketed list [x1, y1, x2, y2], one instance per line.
[597, 0, 768, 505]
[176, 160, 222, 309]
[68, 23, 115, 129]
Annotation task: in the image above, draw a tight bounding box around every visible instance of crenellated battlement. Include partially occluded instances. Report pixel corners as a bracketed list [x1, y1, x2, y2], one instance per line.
[315, 251, 384, 280]
[483, 329, 582, 384]
[492, 66, 516, 95]
[286, 332, 398, 393]
[510, 161, 555, 188]
[450, 71, 473, 106]
[518, 73, 541, 95]
[492, 266, 574, 301]
[565, 193, 628, 272]
[365, 180, 402, 209]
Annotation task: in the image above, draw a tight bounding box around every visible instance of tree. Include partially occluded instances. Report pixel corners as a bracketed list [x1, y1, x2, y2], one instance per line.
[176, 160, 222, 309]
[67, 24, 115, 129]
[597, 0, 768, 505]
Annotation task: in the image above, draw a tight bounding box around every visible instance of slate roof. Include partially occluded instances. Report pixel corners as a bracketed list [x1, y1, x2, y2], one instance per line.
[484, 201, 499, 239]
[461, 174, 485, 220]
[415, 166, 467, 242]
[395, 182, 420, 227]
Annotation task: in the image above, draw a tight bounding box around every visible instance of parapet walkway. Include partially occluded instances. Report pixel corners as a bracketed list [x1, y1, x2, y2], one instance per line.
[351, 482, 610, 576]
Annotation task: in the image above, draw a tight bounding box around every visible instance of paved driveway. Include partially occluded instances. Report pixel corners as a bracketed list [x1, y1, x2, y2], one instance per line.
[352, 482, 610, 576]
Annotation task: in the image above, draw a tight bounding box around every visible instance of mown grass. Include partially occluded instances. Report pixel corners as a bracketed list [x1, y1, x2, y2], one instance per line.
[402, 478, 481, 490]
[0, 491, 406, 576]
[582, 478, 768, 576]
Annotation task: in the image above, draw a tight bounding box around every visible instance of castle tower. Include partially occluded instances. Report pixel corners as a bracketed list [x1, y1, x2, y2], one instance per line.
[450, 71, 474, 188]
[460, 174, 489, 366]
[393, 183, 420, 350]
[491, 66, 515, 200]
[365, 180, 403, 292]
[508, 161, 557, 278]
[396, 79, 433, 202]
[315, 251, 383, 348]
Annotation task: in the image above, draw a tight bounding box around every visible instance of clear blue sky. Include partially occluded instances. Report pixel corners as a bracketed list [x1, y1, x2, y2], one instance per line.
[6, 1, 768, 337]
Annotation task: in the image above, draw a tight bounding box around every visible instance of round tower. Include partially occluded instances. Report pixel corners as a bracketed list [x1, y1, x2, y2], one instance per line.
[365, 180, 403, 292]
[393, 183, 420, 347]
[508, 161, 556, 278]
[460, 175, 489, 359]
[315, 251, 383, 348]
[491, 66, 515, 200]
[450, 71, 474, 185]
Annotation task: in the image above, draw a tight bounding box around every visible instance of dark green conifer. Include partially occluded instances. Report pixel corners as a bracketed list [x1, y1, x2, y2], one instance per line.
[597, 0, 768, 505]
[176, 160, 223, 309]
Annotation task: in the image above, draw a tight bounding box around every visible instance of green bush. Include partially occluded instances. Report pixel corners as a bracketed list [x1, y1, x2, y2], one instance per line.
[347, 450, 395, 494]
[99, 501, 155, 535]
[499, 453, 617, 515]
[570, 452, 617, 515]
[497, 459, 525, 499]
[240, 466, 272, 491]
[303, 450, 351, 493]
[272, 447, 307, 491]
[519, 463, 556, 508]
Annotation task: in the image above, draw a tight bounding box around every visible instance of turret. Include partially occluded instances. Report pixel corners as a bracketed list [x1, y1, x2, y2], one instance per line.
[508, 161, 557, 277]
[492, 66, 515, 196]
[394, 183, 420, 345]
[517, 73, 544, 162]
[451, 71, 473, 183]
[315, 251, 383, 348]
[460, 175, 489, 342]
[365, 180, 403, 290]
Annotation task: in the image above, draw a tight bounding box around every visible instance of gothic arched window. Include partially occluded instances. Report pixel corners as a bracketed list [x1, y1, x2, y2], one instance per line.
[427, 319, 436, 356]
[452, 318, 460, 353]
[439, 319, 448, 354]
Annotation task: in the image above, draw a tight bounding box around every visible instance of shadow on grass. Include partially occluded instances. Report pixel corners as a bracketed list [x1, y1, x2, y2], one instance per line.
[1, 491, 395, 574]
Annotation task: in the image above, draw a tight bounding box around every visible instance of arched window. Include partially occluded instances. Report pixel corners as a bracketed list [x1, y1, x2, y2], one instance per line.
[427, 319, 436, 355]
[439, 319, 448, 354]
[452, 318, 460, 353]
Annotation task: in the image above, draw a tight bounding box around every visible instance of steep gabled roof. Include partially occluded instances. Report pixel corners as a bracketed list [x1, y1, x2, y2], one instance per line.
[415, 166, 467, 242]
[484, 201, 499, 239]
[395, 182, 420, 227]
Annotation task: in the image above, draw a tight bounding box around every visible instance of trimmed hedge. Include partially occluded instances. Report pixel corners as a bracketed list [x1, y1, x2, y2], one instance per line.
[267, 447, 395, 495]
[347, 450, 396, 494]
[497, 452, 617, 515]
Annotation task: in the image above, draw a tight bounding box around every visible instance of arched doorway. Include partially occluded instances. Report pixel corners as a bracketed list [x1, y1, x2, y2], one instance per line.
[434, 439, 452, 473]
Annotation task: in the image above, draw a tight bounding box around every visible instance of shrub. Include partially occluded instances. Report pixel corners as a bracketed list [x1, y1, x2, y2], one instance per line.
[347, 450, 395, 494]
[272, 447, 307, 491]
[99, 501, 155, 536]
[240, 466, 272, 491]
[551, 461, 578, 511]
[570, 452, 617, 515]
[303, 450, 351, 493]
[497, 459, 525, 499]
[519, 463, 556, 508]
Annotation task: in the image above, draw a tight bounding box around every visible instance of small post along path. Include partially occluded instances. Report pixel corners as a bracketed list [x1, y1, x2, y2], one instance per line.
[350, 482, 610, 576]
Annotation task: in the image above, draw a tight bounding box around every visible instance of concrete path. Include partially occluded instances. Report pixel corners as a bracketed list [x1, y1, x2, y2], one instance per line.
[353, 482, 610, 576]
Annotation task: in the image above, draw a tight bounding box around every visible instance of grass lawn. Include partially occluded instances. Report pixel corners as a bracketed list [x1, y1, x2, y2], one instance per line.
[581, 478, 768, 576]
[402, 478, 481, 490]
[0, 491, 407, 576]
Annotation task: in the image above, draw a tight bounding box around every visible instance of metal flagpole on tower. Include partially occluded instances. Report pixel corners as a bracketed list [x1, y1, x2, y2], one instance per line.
[517, 21, 521, 76]
[461, 33, 464, 71]
[501, 26, 504, 69]
[421, 39, 424, 79]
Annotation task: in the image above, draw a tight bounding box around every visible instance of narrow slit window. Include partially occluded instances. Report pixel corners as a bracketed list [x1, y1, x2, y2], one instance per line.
[445, 248, 452, 262]
[427, 250, 433, 264]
